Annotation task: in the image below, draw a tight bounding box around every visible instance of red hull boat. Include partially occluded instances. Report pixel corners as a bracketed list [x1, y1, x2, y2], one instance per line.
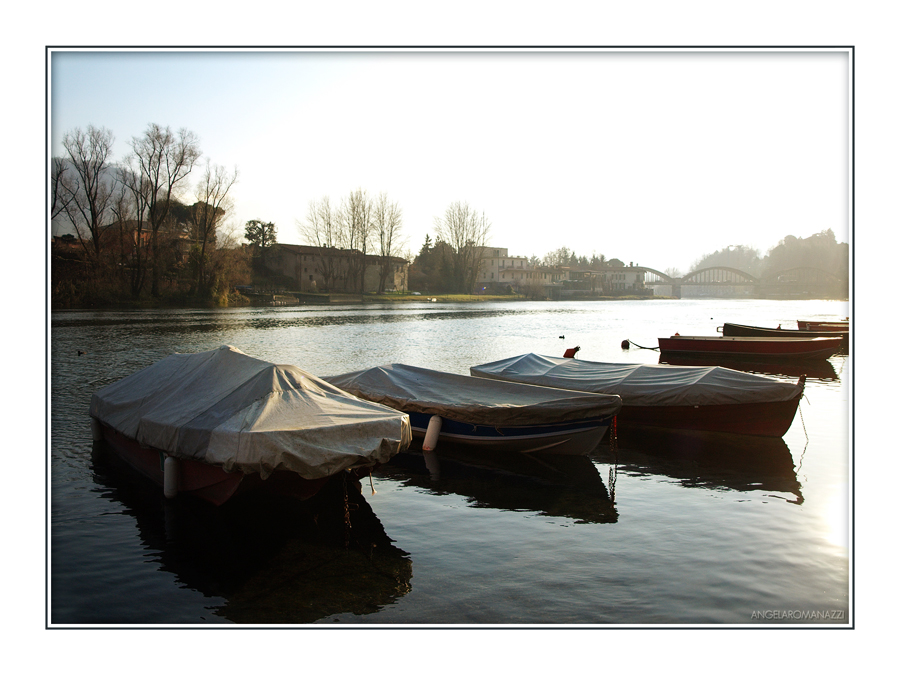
[470, 353, 806, 437]
[657, 335, 843, 360]
[89, 346, 411, 506]
[797, 320, 849, 331]
[613, 392, 803, 437]
[721, 322, 848, 343]
[96, 422, 329, 506]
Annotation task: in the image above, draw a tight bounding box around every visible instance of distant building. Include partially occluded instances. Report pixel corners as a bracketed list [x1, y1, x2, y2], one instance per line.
[266, 243, 409, 293]
[476, 246, 536, 293]
[603, 262, 645, 292]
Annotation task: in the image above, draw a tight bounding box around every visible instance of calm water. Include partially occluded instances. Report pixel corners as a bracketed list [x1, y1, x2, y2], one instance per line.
[49, 299, 851, 625]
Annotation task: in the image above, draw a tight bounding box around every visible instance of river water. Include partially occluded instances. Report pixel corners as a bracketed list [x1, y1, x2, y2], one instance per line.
[48, 298, 851, 626]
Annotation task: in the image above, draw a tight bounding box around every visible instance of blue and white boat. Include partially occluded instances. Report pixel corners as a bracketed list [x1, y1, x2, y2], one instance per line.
[325, 363, 622, 455]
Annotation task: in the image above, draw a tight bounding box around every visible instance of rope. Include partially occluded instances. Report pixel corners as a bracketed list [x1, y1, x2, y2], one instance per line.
[798, 395, 809, 444]
[624, 339, 659, 351]
[342, 473, 353, 549]
[608, 416, 618, 504]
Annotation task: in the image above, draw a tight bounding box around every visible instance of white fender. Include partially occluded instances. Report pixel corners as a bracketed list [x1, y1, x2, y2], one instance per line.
[163, 456, 179, 498]
[423, 415, 442, 453]
[90, 417, 102, 441]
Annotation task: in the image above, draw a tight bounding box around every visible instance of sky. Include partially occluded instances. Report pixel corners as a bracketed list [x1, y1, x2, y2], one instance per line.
[49, 48, 850, 275]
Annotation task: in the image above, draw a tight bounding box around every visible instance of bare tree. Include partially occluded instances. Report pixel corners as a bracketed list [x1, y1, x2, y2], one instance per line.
[191, 162, 238, 296]
[50, 157, 73, 220]
[341, 188, 372, 293]
[433, 201, 491, 293]
[115, 160, 153, 297]
[299, 196, 341, 290]
[57, 125, 117, 258]
[372, 192, 406, 292]
[129, 124, 201, 297]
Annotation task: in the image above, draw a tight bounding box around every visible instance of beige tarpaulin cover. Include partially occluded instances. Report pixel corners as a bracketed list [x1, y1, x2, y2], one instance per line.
[325, 363, 622, 426]
[470, 353, 802, 407]
[89, 346, 411, 479]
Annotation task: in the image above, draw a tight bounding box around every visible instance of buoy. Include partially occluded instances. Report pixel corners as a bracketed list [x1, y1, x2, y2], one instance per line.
[423, 415, 442, 453]
[163, 456, 179, 498]
[621, 340, 630, 349]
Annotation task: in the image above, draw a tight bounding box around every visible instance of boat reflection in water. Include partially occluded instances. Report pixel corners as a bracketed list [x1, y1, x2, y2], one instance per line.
[659, 353, 840, 383]
[89, 442, 412, 624]
[596, 427, 803, 504]
[382, 440, 618, 524]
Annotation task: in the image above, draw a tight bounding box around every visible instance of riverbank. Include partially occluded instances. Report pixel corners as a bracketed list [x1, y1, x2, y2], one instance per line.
[52, 292, 674, 310]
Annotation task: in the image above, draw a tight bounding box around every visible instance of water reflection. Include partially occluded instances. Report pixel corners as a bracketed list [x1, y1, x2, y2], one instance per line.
[598, 428, 803, 503]
[380, 443, 618, 524]
[51, 304, 602, 334]
[89, 444, 412, 624]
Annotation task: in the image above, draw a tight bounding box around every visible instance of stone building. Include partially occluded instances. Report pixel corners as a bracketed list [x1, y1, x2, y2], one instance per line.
[265, 243, 409, 293]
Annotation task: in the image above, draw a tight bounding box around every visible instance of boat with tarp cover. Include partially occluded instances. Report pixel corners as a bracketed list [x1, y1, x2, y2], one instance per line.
[89, 345, 411, 505]
[325, 363, 622, 455]
[470, 353, 805, 437]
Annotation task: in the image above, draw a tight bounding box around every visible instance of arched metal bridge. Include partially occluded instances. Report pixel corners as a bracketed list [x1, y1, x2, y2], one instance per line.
[636, 265, 847, 298]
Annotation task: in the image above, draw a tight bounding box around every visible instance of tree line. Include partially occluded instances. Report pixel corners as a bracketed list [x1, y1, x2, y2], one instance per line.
[51, 124, 848, 305]
[409, 227, 849, 295]
[51, 123, 251, 307]
[688, 230, 849, 280]
[297, 196, 492, 295]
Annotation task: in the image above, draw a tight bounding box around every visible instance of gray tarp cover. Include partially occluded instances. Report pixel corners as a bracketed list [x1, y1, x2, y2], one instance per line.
[470, 353, 802, 407]
[324, 363, 622, 426]
[89, 346, 411, 479]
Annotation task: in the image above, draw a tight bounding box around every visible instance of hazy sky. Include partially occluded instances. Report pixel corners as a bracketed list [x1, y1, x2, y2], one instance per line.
[50, 48, 849, 274]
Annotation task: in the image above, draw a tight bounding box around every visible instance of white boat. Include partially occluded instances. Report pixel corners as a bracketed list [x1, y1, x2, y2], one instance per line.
[325, 363, 622, 455]
[471, 353, 805, 437]
[89, 346, 411, 505]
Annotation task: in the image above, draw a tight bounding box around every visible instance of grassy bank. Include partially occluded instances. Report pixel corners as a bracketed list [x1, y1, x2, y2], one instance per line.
[355, 294, 669, 302]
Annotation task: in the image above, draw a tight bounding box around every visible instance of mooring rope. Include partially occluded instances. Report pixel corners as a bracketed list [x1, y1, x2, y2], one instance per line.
[608, 416, 618, 504]
[798, 394, 810, 445]
[623, 339, 659, 351]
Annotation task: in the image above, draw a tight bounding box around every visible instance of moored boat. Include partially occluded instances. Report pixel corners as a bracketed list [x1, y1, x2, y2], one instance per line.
[470, 353, 805, 437]
[89, 345, 412, 505]
[721, 322, 848, 343]
[658, 353, 839, 381]
[657, 334, 843, 360]
[325, 363, 622, 455]
[797, 319, 849, 331]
